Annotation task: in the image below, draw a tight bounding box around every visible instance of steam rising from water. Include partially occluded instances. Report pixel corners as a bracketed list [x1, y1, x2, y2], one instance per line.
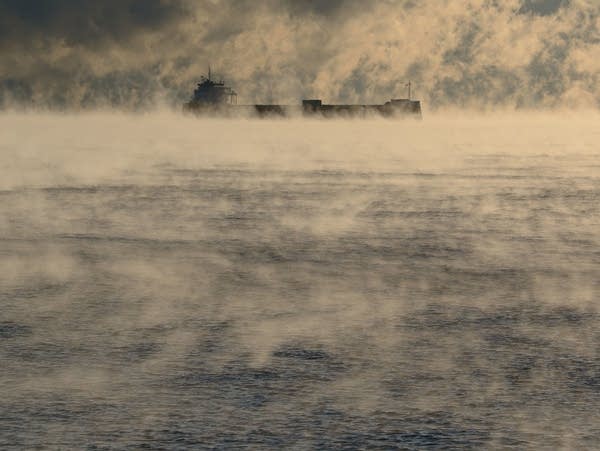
[2, 113, 600, 448]
[3, 0, 600, 109]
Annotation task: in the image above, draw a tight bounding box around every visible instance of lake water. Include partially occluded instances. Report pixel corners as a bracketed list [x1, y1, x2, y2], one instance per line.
[1, 114, 600, 449]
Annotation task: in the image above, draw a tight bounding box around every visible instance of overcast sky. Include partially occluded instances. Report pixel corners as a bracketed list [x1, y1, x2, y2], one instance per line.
[1, 0, 598, 110]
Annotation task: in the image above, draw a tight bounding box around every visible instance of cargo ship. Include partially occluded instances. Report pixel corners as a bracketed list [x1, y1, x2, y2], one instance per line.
[183, 70, 422, 118]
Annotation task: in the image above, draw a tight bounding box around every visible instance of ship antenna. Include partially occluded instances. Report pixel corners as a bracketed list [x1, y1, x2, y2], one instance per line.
[406, 81, 412, 100]
[208, 65, 211, 81]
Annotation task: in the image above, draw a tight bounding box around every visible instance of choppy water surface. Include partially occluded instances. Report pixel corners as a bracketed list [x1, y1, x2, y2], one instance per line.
[2, 115, 600, 449]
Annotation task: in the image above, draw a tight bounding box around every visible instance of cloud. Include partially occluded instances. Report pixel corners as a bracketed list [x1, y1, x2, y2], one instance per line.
[519, 0, 570, 15]
[0, 0, 189, 49]
[0, 0, 598, 110]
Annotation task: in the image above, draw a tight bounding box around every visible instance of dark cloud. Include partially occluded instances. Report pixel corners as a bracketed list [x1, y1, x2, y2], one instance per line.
[280, 0, 374, 18]
[519, 0, 570, 16]
[0, 0, 190, 49]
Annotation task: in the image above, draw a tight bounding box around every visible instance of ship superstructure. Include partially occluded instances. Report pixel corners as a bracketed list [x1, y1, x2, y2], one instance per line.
[185, 68, 237, 110]
[184, 71, 421, 118]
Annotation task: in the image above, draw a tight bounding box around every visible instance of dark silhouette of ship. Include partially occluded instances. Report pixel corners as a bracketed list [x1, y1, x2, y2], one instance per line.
[184, 69, 422, 118]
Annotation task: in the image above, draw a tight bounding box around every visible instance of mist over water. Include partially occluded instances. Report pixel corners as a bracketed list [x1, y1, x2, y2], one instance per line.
[2, 113, 600, 449]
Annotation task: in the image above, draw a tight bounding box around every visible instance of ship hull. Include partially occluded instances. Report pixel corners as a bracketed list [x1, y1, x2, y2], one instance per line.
[183, 101, 422, 119]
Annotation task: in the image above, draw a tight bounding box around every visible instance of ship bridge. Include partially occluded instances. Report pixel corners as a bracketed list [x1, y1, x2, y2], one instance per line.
[189, 68, 237, 106]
